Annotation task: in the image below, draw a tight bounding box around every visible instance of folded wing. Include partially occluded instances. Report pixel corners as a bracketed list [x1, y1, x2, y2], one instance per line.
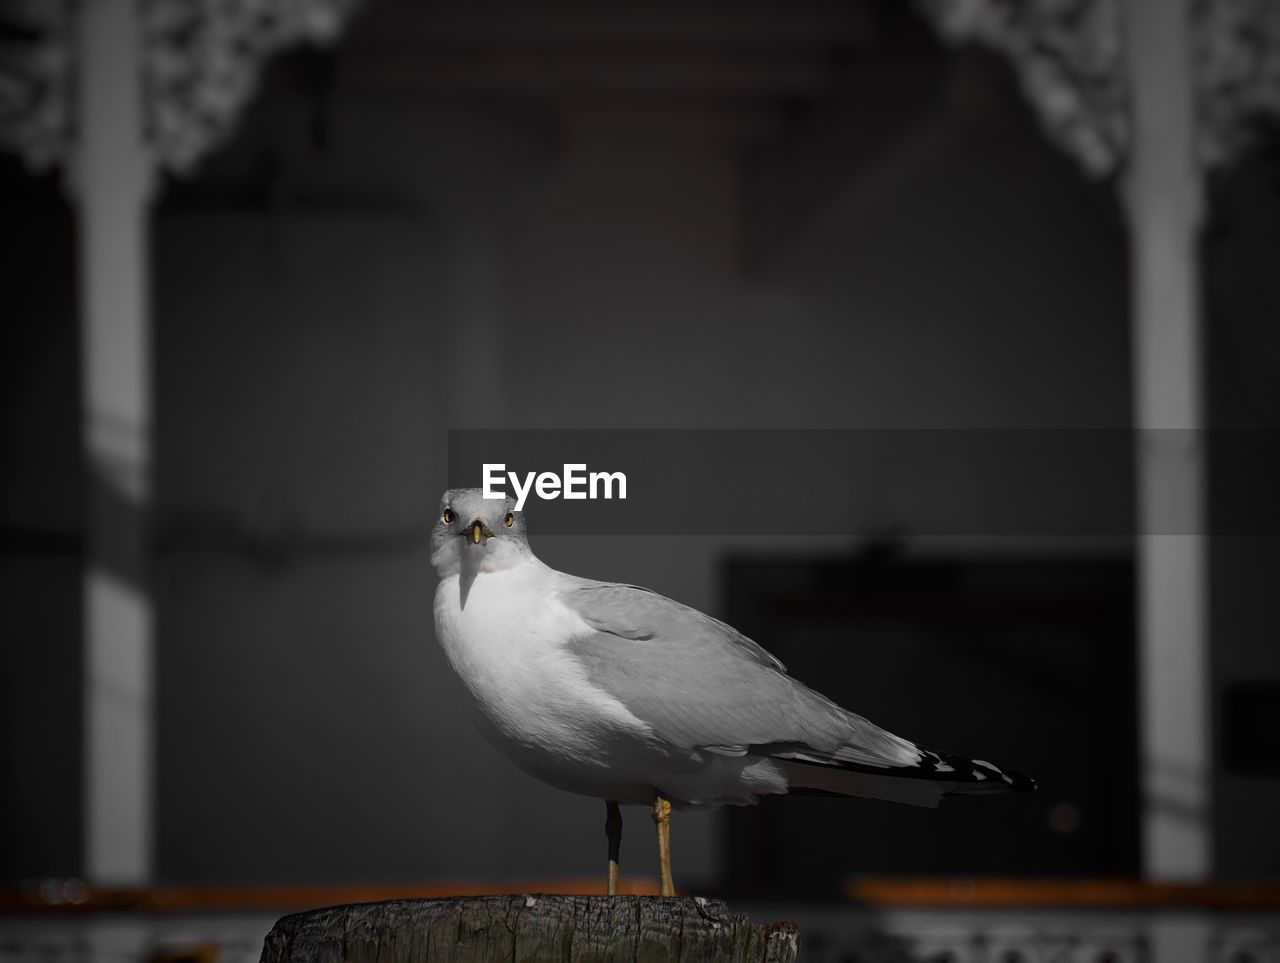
[560, 578, 1035, 806]
[561, 579, 922, 769]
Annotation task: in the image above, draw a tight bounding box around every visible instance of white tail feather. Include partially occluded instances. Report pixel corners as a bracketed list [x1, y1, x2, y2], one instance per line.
[783, 761, 955, 808]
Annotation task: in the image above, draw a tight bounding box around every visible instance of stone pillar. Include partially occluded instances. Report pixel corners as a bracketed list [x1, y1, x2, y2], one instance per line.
[1123, 0, 1210, 881]
[75, 0, 154, 884]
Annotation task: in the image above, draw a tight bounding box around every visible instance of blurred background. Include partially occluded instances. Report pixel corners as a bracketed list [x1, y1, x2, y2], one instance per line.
[3, 0, 1280, 960]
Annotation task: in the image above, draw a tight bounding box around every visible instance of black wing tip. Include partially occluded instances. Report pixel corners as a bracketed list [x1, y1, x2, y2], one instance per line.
[919, 748, 1037, 793]
[778, 746, 1037, 793]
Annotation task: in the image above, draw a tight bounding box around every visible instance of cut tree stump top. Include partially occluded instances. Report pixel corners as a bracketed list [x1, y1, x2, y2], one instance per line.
[259, 895, 799, 963]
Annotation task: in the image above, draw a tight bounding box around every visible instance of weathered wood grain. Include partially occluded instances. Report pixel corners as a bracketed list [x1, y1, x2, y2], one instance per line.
[259, 895, 799, 963]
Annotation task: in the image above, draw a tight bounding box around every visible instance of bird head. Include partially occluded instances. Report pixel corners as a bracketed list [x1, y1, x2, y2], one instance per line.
[431, 487, 531, 577]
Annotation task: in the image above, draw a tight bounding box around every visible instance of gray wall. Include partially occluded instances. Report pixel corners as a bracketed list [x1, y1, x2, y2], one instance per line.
[1206, 150, 1280, 879]
[148, 48, 1130, 885]
[1, 200, 82, 881]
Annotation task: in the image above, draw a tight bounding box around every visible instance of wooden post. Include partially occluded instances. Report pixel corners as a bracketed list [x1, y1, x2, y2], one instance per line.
[260, 897, 799, 963]
[75, 0, 154, 884]
[1123, 0, 1210, 880]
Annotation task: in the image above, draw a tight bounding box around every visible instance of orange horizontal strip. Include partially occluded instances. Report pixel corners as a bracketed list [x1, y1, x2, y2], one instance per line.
[0, 878, 661, 915]
[6, 878, 1280, 915]
[844, 877, 1280, 910]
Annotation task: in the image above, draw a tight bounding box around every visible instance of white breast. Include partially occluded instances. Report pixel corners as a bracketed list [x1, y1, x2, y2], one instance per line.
[432, 562, 653, 791]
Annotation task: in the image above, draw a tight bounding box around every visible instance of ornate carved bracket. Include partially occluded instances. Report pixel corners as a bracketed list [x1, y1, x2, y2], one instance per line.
[919, 0, 1280, 177]
[2, 1, 1278, 181]
[0, 0, 361, 177]
[0, 0, 72, 170]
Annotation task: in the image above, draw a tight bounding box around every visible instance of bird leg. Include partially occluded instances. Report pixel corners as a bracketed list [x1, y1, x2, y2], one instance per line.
[604, 800, 622, 896]
[651, 794, 675, 896]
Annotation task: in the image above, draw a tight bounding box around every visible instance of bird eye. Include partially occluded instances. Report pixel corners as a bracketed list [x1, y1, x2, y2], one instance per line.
[442, 508, 453, 524]
[504, 512, 514, 527]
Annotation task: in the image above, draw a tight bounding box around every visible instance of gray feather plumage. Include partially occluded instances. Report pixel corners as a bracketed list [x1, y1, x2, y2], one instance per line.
[560, 580, 922, 770]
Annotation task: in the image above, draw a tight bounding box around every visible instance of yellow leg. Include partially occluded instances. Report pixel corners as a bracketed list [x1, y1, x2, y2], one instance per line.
[652, 795, 676, 896]
[604, 800, 622, 896]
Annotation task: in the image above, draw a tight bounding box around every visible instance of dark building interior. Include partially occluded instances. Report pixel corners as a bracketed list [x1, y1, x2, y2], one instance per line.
[3, 0, 1280, 960]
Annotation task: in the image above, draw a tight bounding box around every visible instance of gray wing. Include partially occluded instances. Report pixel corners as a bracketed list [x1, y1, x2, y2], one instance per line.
[559, 580, 920, 769]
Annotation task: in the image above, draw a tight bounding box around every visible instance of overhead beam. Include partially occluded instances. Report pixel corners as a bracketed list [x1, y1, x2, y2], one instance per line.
[340, 52, 837, 100]
[745, 55, 951, 272]
[350, 0, 874, 49]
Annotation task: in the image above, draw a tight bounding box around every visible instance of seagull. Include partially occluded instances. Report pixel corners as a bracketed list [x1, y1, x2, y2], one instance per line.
[431, 488, 1034, 896]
